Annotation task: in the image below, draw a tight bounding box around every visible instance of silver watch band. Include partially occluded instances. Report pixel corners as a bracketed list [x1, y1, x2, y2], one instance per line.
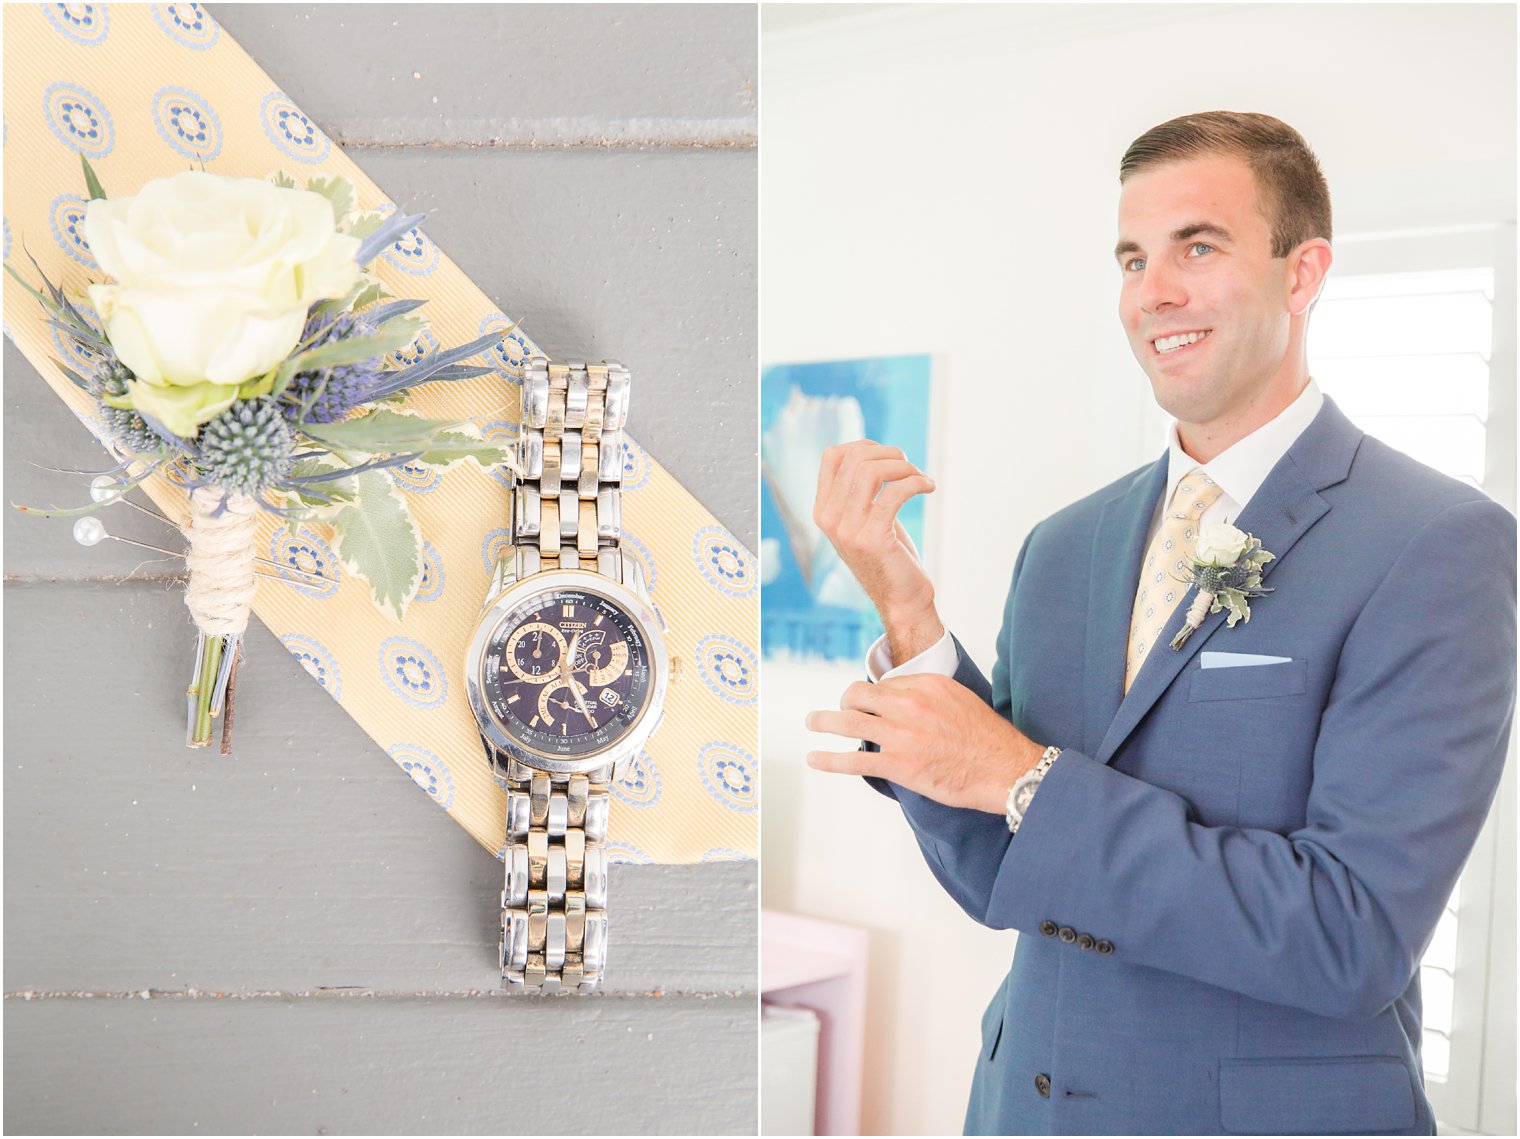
[500, 762, 611, 992]
[1006, 745, 1062, 835]
[499, 356, 629, 993]
[510, 357, 629, 582]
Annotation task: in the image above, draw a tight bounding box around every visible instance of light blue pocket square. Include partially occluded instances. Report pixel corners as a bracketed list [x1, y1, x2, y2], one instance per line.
[1200, 651, 1294, 670]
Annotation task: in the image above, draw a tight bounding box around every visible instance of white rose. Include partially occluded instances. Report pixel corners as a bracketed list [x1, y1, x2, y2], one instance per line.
[84, 171, 361, 434]
[1195, 521, 1252, 567]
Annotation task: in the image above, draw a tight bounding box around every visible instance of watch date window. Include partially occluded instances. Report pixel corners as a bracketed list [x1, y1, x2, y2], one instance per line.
[599, 689, 621, 707]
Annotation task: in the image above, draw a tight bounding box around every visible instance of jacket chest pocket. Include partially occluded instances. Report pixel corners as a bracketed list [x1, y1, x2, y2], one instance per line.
[1131, 658, 1317, 830]
[1189, 657, 1308, 702]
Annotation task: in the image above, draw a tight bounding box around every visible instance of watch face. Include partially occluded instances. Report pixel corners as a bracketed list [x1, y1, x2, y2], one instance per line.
[479, 585, 655, 761]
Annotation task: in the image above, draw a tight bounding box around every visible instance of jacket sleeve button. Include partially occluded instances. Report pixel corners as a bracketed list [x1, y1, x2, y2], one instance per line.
[1077, 933, 1095, 951]
[1096, 939, 1114, 955]
[1058, 926, 1077, 943]
[1035, 1073, 1052, 1098]
[1039, 920, 1059, 937]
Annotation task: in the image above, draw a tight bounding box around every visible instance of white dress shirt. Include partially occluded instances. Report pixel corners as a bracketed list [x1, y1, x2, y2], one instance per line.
[867, 380, 1325, 680]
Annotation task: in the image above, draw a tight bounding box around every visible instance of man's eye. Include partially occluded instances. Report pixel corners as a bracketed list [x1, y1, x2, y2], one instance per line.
[1124, 257, 1146, 272]
[1189, 242, 1214, 256]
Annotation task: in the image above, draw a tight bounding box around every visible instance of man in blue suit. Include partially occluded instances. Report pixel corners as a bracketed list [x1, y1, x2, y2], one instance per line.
[807, 112, 1516, 1134]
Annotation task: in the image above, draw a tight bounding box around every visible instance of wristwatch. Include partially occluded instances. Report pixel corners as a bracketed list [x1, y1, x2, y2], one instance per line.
[1006, 745, 1061, 835]
[465, 356, 670, 993]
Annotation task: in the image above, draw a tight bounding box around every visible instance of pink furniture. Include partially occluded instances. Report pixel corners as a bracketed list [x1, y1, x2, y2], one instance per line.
[762, 910, 870, 1136]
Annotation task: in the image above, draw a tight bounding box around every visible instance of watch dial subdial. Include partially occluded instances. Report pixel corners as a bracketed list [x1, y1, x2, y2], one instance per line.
[584, 639, 630, 688]
[537, 676, 593, 728]
[505, 622, 567, 683]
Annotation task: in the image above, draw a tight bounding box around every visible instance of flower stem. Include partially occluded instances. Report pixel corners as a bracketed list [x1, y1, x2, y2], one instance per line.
[186, 631, 224, 748]
[219, 640, 243, 757]
[1169, 589, 1217, 651]
[185, 634, 206, 747]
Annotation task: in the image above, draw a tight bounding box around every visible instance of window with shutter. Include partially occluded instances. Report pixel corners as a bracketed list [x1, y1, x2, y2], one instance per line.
[1309, 229, 1514, 1134]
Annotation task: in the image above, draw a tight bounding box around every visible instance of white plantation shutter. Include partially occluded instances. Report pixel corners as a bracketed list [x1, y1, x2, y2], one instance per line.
[1309, 228, 1515, 1134]
[1420, 884, 1460, 1080]
[1312, 266, 1494, 489]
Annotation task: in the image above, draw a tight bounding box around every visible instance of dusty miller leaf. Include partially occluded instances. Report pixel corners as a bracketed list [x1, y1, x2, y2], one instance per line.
[411, 427, 517, 471]
[288, 456, 358, 513]
[331, 470, 422, 621]
[1218, 589, 1250, 628]
[350, 279, 390, 312]
[346, 210, 387, 240]
[308, 269, 391, 322]
[302, 408, 473, 453]
[304, 174, 358, 225]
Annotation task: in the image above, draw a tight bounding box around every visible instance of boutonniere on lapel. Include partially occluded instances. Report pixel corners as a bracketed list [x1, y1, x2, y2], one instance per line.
[1170, 521, 1275, 650]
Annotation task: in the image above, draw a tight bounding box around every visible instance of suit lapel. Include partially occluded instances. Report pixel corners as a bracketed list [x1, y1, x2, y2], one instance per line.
[1092, 397, 1364, 766]
[1081, 456, 1168, 755]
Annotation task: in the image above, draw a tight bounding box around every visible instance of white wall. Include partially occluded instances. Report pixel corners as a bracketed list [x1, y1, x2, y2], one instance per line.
[760, 5, 1515, 1135]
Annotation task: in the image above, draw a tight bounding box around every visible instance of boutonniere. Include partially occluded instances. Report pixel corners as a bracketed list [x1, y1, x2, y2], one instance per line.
[1170, 521, 1275, 650]
[10, 157, 516, 751]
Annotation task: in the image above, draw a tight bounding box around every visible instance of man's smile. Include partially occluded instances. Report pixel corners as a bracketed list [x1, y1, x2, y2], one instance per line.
[1152, 329, 1213, 355]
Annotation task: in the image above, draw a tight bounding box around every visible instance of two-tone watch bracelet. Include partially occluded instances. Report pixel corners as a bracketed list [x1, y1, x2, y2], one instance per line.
[500, 765, 611, 992]
[510, 358, 629, 582]
[500, 357, 628, 993]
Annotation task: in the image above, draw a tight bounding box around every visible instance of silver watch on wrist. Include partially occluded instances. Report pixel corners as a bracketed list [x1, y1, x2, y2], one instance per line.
[464, 356, 670, 993]
[1006, 745, 1061, 835]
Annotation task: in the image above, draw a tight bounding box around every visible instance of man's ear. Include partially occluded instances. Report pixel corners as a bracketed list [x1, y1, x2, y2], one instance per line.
[1287, 238, 1333, 317]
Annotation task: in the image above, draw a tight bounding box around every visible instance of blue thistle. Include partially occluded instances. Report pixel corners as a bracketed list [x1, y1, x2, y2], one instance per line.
[90, 357, 169, 458]
[282, 308, 385, 424]
[196, 398, 294, 498]
[88, 357, 134, 398]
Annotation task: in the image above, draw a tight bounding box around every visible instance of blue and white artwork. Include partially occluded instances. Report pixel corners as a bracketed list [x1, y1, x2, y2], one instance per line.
[760, 354, 932, 662]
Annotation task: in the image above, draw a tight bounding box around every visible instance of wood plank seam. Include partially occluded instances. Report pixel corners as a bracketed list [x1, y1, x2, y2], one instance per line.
[342, 127, 758, 150]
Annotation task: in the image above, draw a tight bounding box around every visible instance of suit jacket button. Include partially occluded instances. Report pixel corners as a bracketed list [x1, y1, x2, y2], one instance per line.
[1035, 1073, 1051, 1098]
[1039, 920, 1058, 937]
[1077, 933, 1095, 951]
[1096, 939, 1114, 955]
[1058, 926, 1077, 943]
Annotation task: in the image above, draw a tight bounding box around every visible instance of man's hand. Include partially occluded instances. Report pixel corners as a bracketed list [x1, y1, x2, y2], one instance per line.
[814, 440, 944, 663]
[805, 674, 1046, 814]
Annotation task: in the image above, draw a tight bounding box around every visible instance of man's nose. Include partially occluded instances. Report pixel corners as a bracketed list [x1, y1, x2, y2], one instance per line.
[1137, 261, 1185, 314]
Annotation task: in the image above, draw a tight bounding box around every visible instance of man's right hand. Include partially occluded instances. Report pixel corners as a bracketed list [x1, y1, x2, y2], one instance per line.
[813, 440, 945, 664]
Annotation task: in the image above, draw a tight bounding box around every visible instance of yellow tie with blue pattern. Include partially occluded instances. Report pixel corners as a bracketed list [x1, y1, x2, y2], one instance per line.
[1125, 470, 1224, 691]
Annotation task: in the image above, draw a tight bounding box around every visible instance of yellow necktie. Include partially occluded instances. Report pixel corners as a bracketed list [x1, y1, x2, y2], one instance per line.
[1125, 470, 1224, 691]
[2, 5, 756, 865]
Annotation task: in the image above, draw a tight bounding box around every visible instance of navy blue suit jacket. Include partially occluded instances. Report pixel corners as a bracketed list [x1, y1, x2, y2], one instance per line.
[871, 397, 1516, 1134]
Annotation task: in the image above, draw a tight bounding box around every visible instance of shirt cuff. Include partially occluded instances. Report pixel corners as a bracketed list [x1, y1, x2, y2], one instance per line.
[866, 628, 959, 681]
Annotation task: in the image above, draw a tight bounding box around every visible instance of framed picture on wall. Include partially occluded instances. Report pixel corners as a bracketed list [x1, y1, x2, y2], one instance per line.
[760, 353, 933, 662]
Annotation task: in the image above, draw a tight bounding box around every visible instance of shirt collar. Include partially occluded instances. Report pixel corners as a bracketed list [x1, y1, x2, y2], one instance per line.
[1164, 380, 1324, 512]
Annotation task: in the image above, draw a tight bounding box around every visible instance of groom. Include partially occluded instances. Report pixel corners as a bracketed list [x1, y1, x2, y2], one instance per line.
[807, 111, 1516, 1135]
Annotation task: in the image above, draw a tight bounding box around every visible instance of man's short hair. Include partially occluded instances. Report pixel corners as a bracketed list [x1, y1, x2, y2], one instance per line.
[1120, 111, 1332, 258]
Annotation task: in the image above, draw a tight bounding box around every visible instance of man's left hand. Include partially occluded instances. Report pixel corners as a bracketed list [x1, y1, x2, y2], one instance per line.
[806, 674, 1046, 814]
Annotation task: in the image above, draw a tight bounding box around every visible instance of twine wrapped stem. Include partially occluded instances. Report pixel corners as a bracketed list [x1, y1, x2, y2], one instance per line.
[184, 489, 260, 635]
[183, 488, 260, 748]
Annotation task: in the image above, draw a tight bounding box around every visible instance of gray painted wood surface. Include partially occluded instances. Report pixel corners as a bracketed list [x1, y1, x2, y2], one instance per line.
[6, 996, 754, 1136]
[3, 5, 758, 1134]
